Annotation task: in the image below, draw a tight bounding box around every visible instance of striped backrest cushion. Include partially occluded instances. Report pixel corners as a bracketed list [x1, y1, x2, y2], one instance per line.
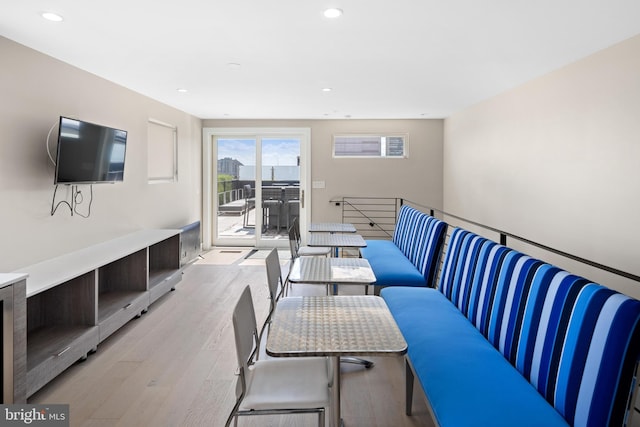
[467, 242, 512, 334]
[393, 205, 424, 252]
[436, 227, 506, 318]
[448, 233, 488, 312]
[486, 250, 539, 357]
[392, 205, 447, 287]
[437, 227, 475, 300]
[485, 255, 640, 426]
[514, 268, 640, 427]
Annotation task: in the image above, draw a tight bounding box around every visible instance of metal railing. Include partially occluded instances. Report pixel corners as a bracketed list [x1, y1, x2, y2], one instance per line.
[332, 196, 640, 285]
[330, 197, 399, 240]
[218, 180, 301, 209]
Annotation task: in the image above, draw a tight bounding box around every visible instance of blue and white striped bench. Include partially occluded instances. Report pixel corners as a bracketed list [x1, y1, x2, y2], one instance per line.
[382, 227, 640, 427]
[360, 205, 447, 293]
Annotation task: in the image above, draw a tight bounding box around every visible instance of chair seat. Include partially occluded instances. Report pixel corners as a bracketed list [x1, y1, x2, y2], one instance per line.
[241, 357, 331, 410]
[298, 246, 331, 256]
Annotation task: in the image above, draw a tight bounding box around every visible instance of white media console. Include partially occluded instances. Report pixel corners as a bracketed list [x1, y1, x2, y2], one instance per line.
[12, 229, 185, 398]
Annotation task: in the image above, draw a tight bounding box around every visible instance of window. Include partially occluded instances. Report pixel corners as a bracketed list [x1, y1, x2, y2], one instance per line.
[333, 135, 407, 158]
[147, 119, 177, 183]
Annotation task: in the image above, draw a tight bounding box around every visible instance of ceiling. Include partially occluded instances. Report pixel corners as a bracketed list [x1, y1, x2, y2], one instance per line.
[2, 0, 640, 120]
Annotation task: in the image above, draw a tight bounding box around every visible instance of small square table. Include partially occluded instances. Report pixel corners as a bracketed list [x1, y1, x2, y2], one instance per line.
[288, 257, 376, 287]
[307, 233, 366, 258]
[266, 295, 407, 427]
[309, 222, 357, 233]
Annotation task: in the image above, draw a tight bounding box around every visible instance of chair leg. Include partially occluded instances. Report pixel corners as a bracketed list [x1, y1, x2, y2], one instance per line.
[224, 395, 244, 427]
[318, 408, 325, 427]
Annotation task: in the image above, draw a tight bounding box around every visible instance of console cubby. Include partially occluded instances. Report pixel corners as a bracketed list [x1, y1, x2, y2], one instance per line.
[98, 248, 148, 342]
[26, 271, 98, 396]
[148, 234, 181, 304]
[15, 229, 183, 398]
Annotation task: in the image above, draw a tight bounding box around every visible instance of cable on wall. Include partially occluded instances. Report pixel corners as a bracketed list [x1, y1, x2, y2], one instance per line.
[73, 185, 93, 218]
[50, 184, 93, 218]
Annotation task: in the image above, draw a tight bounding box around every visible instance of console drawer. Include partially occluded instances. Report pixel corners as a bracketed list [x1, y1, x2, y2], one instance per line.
[27, 326, 99, 396]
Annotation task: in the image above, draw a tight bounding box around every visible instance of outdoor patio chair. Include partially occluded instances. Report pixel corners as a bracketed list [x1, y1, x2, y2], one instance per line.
[242, 184, 255, 228]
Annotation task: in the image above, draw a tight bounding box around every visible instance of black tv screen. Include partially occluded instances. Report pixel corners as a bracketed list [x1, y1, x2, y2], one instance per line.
[54, 117, 128, 184]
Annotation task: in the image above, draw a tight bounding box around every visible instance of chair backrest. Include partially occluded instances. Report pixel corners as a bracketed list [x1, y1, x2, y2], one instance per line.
[288, 223, 300, 260]
[284, 186, 299, 201]
[243, 184, 252, 199]
[392, 205, 448, 287]
[233, 286, 259, 381]
[263, 187, 282, 200]
[265, 248, 283, 312]
[292, 217, 302, 242]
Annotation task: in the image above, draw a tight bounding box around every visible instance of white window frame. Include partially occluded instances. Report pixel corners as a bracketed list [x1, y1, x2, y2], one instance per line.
[332, 134, 408, 158]
[147, 118, 178, 183]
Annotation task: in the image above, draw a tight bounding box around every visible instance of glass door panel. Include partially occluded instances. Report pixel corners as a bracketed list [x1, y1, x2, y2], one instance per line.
[205, 127, 309, 250]
[260, 138, 301, 243]
[215, 137, 257, 244]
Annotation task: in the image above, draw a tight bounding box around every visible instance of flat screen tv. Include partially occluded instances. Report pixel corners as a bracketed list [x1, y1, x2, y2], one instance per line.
[54, 116, 128, 184]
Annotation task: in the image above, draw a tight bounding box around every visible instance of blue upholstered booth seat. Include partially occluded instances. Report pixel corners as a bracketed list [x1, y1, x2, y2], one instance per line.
[382, 287, 569, 427]
[359, 240, 426, 287]
[382, 226, 640, 427]
[360, 205, 447, 290]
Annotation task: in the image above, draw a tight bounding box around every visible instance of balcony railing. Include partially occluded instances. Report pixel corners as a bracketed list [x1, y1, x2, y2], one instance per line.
[331, 196, 640, 287]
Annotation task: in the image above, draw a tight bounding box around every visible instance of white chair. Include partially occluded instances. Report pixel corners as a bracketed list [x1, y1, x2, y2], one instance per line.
[225, 285, 331, 427]
[288, 218, 331, 260]
[258, 248, 286, 341]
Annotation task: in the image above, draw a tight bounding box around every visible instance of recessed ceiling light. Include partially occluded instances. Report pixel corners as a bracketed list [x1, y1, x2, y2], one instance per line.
[177, 88, 188, 93]
[42, 12, 64, 22]
[322, 87, 332, 92]
[324, 8, 343, 18]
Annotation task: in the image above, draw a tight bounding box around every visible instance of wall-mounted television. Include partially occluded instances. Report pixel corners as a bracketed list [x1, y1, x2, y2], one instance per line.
[54, 116, 128, 184]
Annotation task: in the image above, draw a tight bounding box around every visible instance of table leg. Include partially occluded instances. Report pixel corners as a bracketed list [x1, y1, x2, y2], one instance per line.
[332, 355, 341, 427]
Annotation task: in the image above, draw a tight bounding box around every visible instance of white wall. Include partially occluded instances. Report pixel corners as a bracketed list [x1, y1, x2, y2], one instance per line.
[444, 34, 640, 298]
[0, 37, 202, 271]
[203, 119, 444, 223]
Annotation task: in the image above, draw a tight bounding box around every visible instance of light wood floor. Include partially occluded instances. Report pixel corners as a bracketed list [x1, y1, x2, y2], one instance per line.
[29, 249, 434, 427]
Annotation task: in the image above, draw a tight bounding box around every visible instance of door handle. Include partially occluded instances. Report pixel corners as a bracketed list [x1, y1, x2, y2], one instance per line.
[301, 189, 305, 209]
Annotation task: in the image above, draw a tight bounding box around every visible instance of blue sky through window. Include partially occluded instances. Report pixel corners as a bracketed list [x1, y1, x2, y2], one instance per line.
[217, 138, 299, 167]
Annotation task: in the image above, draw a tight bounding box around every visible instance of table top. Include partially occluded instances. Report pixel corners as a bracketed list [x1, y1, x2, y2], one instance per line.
[309, 222, 357, 233]
[307, 233, 367, 248]
[288, 257, 376, 284]
[266, 295, 407, 357]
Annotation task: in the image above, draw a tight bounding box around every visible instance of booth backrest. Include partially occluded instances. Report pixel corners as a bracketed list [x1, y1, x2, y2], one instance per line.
[437, 227, 640, 427]
[392, 205, 448, 287]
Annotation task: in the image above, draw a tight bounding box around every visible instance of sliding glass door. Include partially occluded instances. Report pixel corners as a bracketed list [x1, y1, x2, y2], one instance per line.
[202, 128, 310, 249]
